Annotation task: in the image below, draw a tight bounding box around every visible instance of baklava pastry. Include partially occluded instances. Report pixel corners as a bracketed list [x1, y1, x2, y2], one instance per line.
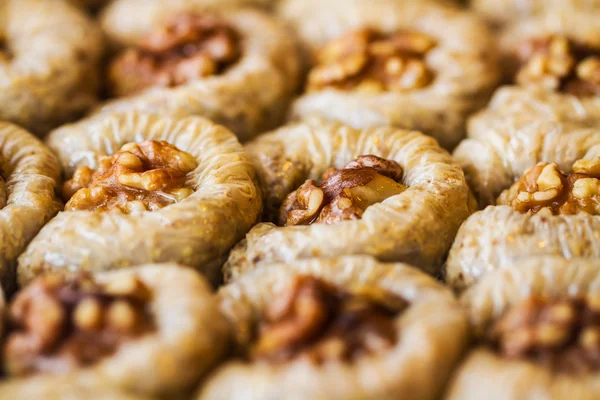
[454, 9, 600, 206]
[224, 119, 474, 280]
[0, 122, 61, 293]
[0, 264, 229, 397]
[447, 257, 600, 400]
[278, 0, 500, 149]
[98, 0, 300, 141]
[0, 0, 103, 135]
[446, 156, 600, 291]
[200, 256, 468, 400]
[17, 111, 261, 285]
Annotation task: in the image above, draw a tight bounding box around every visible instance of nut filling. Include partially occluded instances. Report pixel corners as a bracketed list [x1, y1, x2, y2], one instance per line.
[108, 13, 241, 97]
[3, 274, 154, 376]
[251, 276, 407, 364]
[497, 158, 600, 215]
[63, 140, 198, 213]
[488, 296, 600, 374]
[279, 155, 406, 226]
[516, 36, 600, 96]
[307, 28, 437, 93]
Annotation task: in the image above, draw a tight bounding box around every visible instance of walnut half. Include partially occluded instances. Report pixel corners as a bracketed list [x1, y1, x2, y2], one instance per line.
[3, 274, 153, 376]
[64, 140, 198, 213]
[108, 13, 241, 97]
[279, 155, 407, 226]
[488, 295, 600, 374]
[307, 28, 436, 94]
[251, 275, 406, 364]
[497, 158, 600, 215]
[516, 36, 600, 97]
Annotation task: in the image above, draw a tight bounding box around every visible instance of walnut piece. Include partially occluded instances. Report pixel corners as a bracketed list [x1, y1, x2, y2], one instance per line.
[489, 295, 600, 374]
[251, 276, 406, 364]
[3, 274, 153, 376]
[516, 36, 600, 96]
[307, 28, 436, 93]
[279, 155, 406, 226]
[64, 140, 198, 213]
[108, 13, 241, 97]
[497, 158, 600, 215]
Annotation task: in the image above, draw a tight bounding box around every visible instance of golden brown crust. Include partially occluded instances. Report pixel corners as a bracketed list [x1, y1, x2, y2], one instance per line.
[98, 2, 301, 142]
[0, 0, 103, 135]
[17, 111, 261, 286]
[224, 118, 474, 280]
[279, 0, 500, 149]
[201, 256, 468, 400]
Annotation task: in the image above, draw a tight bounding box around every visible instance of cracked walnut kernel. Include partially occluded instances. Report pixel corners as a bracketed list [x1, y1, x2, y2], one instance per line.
[279, 155, 406, 226]
[251, 275, 406, 364]
[516, 36, 600, 96]
[497, 158, 600, 215]
[63, 140, 198, 213]
[108, 13, 241, 97]
[489, 295, 600, 374]
[307, 28, 436, 93]
[3, 274, 153, 376]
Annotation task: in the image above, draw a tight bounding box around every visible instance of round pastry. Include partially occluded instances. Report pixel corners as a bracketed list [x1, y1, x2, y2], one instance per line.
[0, 122, 61, 293]
[0, 0, 103, 136]
[200, 256, 468, 400]
[0, 264, 228, 397]
[17, 111, 261, 286]
[446, 156, 600, 291]
[278, 0, 500, 149]
[98, 1, 300, 142]
[224, 118, 474, 280]
[472, 0, 600, 25]
[447, 257, 600, 400]
[455, 9, 600, 207]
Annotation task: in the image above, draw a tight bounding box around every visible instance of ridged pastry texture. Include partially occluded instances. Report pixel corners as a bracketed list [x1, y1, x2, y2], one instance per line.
[446, 257, 600, 400]
[446, 206, 600, 291]
[0, 264, 230, 398]
[18, 111, 262, 286]
[224, 118, 475, 280]
[472, 0, 600, 25]
[447, 87, 600, 291]
[200, 256, 469, 400]
[278, 0, 500, 149]
[98, 1, 300, 142]
[455, 88, 600, 208]
[0, 0, 103, 136]
[0, 122, 61, 293]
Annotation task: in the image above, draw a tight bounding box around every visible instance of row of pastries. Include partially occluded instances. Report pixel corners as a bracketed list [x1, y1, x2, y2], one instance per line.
[0, 0, 599, 398]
